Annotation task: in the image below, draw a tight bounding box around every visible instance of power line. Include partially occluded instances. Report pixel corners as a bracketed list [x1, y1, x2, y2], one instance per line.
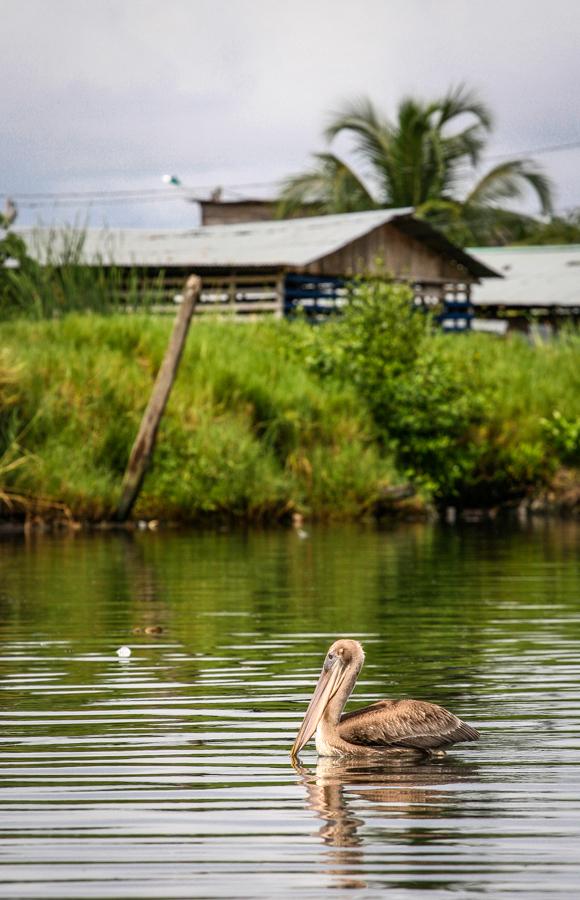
[3, 137, 579, 207]
[483, 138, 580, 161]
[7, 187, 169, 200]
[16, 194, 187, 210]
[1, 180, 281, 203]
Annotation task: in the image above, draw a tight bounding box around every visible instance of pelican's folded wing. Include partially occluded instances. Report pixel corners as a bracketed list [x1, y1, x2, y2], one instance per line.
[339, 699, 479, 751]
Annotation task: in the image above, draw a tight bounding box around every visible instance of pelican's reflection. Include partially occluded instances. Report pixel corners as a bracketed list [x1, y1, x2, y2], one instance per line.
[294, 755, 479, 891]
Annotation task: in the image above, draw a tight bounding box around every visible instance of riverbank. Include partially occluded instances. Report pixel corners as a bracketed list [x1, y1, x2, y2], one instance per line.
[0, 314, 404, 524]
[1, 307, 579, 526]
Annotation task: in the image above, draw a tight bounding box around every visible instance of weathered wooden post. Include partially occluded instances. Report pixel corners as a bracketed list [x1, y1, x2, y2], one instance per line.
[115, 274, 201, 522]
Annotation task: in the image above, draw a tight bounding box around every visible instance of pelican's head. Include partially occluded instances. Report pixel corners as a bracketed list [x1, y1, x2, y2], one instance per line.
[291, 639, 365, 757]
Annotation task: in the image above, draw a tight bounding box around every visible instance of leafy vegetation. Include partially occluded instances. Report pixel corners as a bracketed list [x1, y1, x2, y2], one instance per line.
[515, 208, 580, 246]
[0, 280, 579, 522]
[278, 282, 580, 505]
[541, 411, 580, 466]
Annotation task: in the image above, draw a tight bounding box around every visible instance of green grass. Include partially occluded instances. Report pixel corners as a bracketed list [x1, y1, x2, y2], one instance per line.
[437, 329, 580, 498]
[0, 315, 397, 521]
[444, 329, 580, 433]
[1, 311, 578, 522]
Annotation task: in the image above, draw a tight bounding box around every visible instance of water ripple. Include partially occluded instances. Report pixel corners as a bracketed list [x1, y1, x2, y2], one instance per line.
[1, 524, 580, 897]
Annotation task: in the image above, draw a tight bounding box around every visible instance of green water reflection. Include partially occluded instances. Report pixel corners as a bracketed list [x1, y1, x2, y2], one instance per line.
[0, 520, 579, 898]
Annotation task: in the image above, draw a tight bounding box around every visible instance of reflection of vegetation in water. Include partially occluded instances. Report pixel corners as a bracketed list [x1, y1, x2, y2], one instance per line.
[1, 521, 579, 711]
[1, 523, 578, 895]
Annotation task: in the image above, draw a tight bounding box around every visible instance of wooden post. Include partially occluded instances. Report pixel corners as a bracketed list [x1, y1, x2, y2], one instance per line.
[115, 275, 201, 522]
[228, 277, 236, 309]
[275, 273, 285, 319]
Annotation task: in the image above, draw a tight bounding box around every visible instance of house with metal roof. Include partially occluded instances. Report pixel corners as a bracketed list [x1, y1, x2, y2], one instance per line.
[469, 245, 580, 330]
[16, 209, 498, 323]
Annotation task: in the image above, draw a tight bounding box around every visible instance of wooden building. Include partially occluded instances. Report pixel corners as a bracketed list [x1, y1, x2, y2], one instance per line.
[17, 209, 498, 325]
[198, 198, 315, 226]
[200, 199, 278, 226]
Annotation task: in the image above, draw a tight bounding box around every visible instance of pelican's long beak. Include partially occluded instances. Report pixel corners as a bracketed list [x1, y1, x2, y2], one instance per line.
[291, 657, 345, 757]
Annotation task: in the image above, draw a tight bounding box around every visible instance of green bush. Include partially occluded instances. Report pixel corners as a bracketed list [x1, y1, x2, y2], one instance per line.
[541, 411, 580, 466]
[283, 282, 477, 499]
[285, 280, 578, 504]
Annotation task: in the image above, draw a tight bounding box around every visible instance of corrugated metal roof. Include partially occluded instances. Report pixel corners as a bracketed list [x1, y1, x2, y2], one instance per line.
[469, 245, 580, 308]
[17, 209, 414, 268]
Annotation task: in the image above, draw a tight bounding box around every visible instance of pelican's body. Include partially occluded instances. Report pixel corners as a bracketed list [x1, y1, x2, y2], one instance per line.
[292, 639, 479, 758]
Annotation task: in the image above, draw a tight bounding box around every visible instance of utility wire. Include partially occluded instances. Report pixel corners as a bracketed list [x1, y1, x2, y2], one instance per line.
[3, 138, 580, 207]
[483, 138, 580, 161]
[1, 180, 280, 202]
[16, 194, 186, 209]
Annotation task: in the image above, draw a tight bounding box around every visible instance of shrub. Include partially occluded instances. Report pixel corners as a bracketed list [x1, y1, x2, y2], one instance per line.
[541, 411, 580, 466]
[288, 280, 576, 504]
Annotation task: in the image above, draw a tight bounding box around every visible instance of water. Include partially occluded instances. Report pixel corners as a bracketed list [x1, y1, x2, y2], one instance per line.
[0, 521, 579, 898]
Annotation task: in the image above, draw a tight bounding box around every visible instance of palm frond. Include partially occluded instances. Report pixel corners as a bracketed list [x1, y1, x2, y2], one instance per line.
[323, 97, 394, 183]
[441, 123, 487, 170]
[436, 84, 493, 131]
[465, 159, 554, 215]
[277, 153, 376, 217]
[324, 96, 391, 144]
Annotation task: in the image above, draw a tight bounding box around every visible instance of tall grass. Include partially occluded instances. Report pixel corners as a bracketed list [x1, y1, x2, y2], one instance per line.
[0, 316, 397, 521]
[430, 329, 580, 502]
[1, 227, 167, 320]
[0, 290, 578, 521]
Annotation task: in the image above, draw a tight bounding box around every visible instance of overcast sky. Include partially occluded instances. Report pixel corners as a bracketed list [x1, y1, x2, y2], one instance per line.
[2, 0, 580, 228]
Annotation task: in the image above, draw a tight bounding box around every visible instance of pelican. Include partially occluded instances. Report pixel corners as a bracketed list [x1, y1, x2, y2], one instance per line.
[291, 639, 479, 758]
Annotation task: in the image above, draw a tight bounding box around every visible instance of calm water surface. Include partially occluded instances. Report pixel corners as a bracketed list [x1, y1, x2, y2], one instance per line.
[0, 522, 579, 898]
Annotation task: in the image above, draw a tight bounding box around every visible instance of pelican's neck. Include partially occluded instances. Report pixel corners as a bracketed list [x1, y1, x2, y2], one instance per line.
[323, 662, 360, 726]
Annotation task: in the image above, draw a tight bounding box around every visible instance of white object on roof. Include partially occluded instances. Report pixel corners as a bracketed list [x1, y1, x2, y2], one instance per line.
[16, 209, 414, 269]
[469, 245, 580, 308]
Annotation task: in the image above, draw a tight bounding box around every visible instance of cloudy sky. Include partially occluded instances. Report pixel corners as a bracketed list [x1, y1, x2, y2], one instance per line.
[2, 0, 580, 228]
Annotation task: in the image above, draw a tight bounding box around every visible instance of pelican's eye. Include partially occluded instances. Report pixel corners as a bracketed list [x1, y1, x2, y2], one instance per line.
[324, 652, 335, 670]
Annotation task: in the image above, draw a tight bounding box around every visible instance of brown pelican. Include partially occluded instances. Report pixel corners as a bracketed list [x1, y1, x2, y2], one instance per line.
[291, 639, 479, 758]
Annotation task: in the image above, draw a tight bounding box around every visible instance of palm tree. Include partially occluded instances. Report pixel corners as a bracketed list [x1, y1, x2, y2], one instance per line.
[279, 152, 376, 214]
[278, 86, 553, 242]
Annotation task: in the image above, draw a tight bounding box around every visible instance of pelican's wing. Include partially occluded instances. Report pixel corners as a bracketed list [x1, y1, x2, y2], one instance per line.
[339, 699, 479, 751]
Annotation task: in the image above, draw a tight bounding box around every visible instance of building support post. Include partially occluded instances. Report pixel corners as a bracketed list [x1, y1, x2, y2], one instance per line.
[115, 274, 201, 522]
[275, 273, 285, 319]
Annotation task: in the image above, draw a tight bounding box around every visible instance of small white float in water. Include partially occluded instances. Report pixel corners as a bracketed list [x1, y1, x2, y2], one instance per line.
[116, 646, 132, 658]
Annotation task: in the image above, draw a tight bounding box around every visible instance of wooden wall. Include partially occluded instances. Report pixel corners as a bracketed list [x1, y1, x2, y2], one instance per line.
[200, 201, 315, 226]
[200, 201, 278, 226]
[301, 222, 473, 282]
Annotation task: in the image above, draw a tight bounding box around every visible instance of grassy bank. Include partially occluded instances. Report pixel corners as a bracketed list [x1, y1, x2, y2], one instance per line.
[1, 292, 579, 523]
[0, 315, 399, 522]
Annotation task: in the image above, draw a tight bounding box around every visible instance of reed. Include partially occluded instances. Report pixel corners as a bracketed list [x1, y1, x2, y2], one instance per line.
[0, 226, 165, 320]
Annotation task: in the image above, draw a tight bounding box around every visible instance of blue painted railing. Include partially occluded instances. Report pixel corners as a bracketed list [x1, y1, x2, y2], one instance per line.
[284, 274, 473, 330]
